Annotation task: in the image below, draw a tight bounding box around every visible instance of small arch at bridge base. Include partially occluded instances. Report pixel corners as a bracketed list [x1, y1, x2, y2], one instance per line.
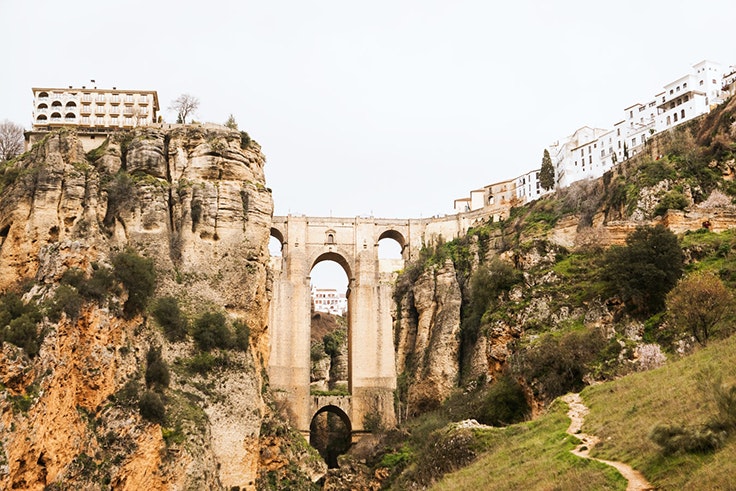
[309, 405, 352, 468]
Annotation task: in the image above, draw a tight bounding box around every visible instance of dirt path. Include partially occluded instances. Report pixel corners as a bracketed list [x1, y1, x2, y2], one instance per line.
[562, 393, 655, 491]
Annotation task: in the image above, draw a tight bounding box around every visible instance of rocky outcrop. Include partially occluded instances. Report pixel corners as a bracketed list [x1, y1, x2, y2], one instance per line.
[394, 259, 462, 415]
[0, 125, 276, 490]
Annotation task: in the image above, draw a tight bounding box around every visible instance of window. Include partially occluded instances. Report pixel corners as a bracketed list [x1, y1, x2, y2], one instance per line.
[37, 103, 48, 109]
[38, 91, 49, 98]
[140, 95, 148, 103]
[631, 138, 636, 147]
[588, 156, 592, 164]
[674, 113, 678, 122]
[81, 104, 91, 113]
[667, 115, 671, 125]
[700, 80, 704, 86]
[96, 94, 106, 102]
[641, 135, 645, 144]
[681, 109, 685, 119]
[126, 94, 134, 103]
[683, 82, 687, 88]
[82, 93, 92, 102]
[111, 94, 120, 103]
[96, 104, 105, 113]
[81, 116, 90, 124]
[601, 149, 605, 157]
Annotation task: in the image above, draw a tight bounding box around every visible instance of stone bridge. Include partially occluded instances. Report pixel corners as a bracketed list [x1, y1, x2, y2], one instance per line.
[267, 213, 483, 439]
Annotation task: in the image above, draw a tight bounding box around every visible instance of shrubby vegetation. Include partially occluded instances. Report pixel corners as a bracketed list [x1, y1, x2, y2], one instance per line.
[111, 251, 156, 317]
[601, 224, 683, 316]
[0, 289, 43, 357]
[152, 296, 188, 342]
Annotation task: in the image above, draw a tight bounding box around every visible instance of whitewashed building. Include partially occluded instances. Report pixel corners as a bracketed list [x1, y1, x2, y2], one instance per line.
[311, 287, 347, 316]
[515, 168, 553, 204]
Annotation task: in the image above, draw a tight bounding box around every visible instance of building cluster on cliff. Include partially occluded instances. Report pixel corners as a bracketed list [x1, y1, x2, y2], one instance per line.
[454, 59, 736, 220]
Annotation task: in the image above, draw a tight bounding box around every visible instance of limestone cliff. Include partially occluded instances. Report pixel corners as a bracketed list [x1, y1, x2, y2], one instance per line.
[0, 125, 288, 490]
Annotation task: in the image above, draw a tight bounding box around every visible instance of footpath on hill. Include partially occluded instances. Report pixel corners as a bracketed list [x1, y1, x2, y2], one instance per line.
[562, 393, 654, 491]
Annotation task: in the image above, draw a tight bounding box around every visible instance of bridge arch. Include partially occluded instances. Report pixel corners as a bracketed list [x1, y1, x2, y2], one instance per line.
[310, 404, 352, 468]
[310, 251, 353, 283]
[377, 228, 407, 251]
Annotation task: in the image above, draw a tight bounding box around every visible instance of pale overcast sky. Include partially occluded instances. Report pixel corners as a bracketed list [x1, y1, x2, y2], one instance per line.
[2, 0, 735, 222]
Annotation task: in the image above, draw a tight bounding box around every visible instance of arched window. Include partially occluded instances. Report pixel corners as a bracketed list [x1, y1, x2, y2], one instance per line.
[36, 114, 47, 121]
[37, 103, 48, 109]
[327, 234, 335, 244]
[65, 113, 76, 120]
[65, 101, 77, 108]
[51, 100, 62, 107]
[38, 91, 49, 98]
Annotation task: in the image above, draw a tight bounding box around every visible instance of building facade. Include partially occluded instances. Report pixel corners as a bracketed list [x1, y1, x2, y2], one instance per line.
[29, 86, 160, 150]
[453, 59, 734, 217]
[311, 286, 348, 316]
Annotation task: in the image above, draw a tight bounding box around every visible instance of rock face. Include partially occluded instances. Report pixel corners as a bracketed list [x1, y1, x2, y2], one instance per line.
[0, 125, 279, 490]
[394, 259, 462, 416]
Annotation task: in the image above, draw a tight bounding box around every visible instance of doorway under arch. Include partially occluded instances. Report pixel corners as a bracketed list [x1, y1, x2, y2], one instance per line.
[309, 405, 352, 468]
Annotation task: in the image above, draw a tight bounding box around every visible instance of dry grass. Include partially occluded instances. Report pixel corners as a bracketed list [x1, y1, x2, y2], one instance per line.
[431, 400, 625, 491]
[582, 334, 736, 490]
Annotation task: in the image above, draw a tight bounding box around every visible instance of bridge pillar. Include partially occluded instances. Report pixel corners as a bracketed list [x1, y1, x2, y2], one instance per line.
[268, 216, 312, 431]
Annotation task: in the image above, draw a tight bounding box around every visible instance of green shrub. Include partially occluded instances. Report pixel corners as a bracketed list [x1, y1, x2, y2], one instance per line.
[139, 390, 166, 424]
[47, 284, 84, 322]
[80, 266, 116, 301]
[192, 311, 232, 351]
[112, 251, 156, 317]
[152, 296, 188, 342]
[0, 291, 44, 357]
[511, 328, 606, 401]
[602, 225, 683, 316]
[654, 190, 689, 216]
[233, 320, 250, 351]
[184, 352, 231, 375]
[650, 423, 724, 454]
[477, 375, 531, 426]
[145, 347, 170, 390]
[114, 379, 140, 407]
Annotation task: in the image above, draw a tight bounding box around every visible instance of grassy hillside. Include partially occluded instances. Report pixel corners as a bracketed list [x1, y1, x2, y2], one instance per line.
[432, 335, 736, 490]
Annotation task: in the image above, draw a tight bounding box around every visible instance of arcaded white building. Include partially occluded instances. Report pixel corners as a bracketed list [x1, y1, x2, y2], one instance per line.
[28, 86, 160, 151]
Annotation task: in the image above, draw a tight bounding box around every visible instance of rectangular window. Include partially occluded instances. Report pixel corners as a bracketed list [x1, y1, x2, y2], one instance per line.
[674, 113, 678, 122]
[588, 156, 592, 164]
[126, 94, 134, 103]
[681, 109, 685, 119]
[641, 135, 646, 144]
[82, 93, 92, 102]
[96, 94, 106, 102]
[111, 94, 120, 103]
[632, 138, 636, 146]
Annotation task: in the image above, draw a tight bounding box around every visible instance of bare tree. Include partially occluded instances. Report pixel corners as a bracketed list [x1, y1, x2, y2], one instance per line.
[0, 120, 24, 162]
[168, 94, 200, 124]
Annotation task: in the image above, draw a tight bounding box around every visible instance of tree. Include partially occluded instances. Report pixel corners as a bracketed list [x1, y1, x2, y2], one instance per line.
[540, 149, 555, 191]
[602, 225, 684, 315]
[0, 120, 24, 162]
[168, 94, 199, 124]
[666, 271, 734, 346]
[224, 114, 238, 130]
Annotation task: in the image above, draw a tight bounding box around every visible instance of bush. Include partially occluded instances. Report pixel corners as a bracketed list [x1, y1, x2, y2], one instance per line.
[192, 311, 232, 351]
[650, 423, 725, 454]
[233, 320, 250, 351]
[112, 251, 156, 317]
[184, 352, 231, 375]
[654, 190, 689, 216]
[80, 266, 116, 301]
[511, 328, 606, 401]
[666, 271, 734, 346]
[152, 296, 188, 342]
[602, 225, 683, 316]
[47, 284, 84, 322]
[114, 379, 140, 407]
[0, 291, 44, 357]
[477, 375, 530, 426]
[139, 390, 166, 424]
[145, 347, 170, 390]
